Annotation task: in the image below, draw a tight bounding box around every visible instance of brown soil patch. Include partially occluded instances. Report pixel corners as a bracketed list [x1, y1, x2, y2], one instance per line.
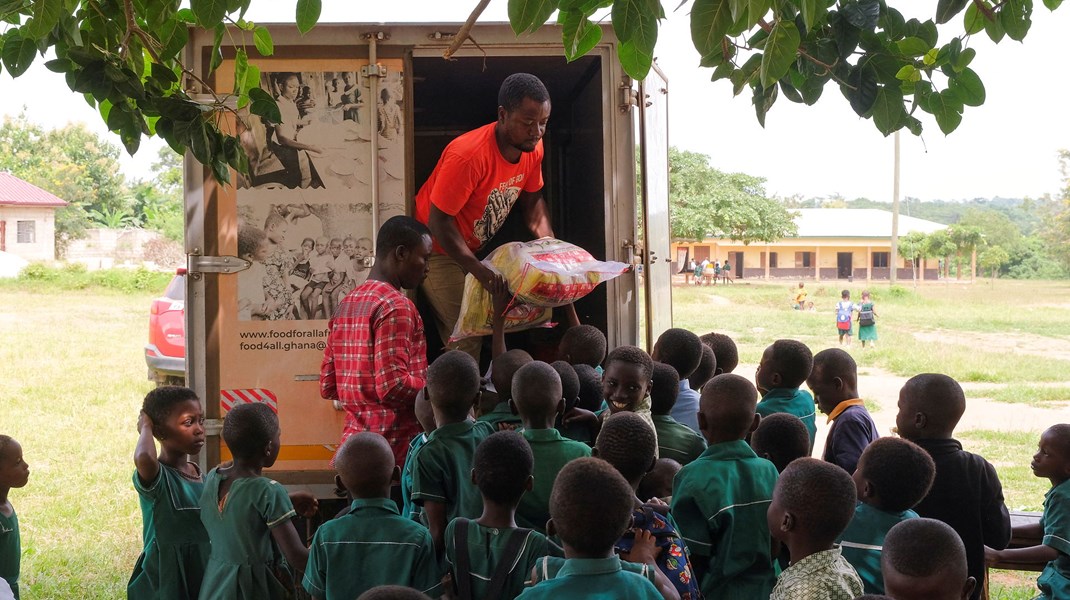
[912, 329, 1070, 362]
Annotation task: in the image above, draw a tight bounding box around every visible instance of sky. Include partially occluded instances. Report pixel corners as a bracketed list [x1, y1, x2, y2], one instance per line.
[0, 1, 1067, 202]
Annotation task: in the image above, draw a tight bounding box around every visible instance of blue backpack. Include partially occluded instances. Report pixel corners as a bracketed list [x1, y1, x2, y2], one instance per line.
[836, 303, 852, 330]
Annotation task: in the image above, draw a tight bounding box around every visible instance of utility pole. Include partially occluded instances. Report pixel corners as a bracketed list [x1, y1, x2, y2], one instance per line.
[890, 131, 900, 285]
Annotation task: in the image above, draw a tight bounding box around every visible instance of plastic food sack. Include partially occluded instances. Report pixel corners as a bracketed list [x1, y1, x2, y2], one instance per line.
[450, 238, 631, 341]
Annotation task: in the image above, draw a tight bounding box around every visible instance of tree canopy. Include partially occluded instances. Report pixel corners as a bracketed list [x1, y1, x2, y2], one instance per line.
[0, 0, 1062, 182]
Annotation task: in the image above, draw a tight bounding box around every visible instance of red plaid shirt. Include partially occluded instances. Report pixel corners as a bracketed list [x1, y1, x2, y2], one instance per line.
[320, 279, 427, 465]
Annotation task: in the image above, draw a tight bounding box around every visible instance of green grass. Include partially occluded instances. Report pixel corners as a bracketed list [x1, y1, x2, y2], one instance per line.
[958, 430, 1050, 512]
[982, 386, 1070, 408]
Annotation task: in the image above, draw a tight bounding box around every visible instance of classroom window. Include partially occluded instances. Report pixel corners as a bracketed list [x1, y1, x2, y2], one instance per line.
[16, 221, 35, 244]
[795, 252, 813, 268]
[872, 252, 889, 268]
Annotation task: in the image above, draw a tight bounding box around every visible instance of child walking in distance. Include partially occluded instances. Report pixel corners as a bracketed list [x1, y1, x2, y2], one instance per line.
[649, 362, 706, 466]
[651, 328, 704, 432]
[755, 339, 817, 453]
[882, 518, 976, 600]
[985, 423, 1070, 599]
[895, 373, 1010, 600]
[198, 402, 315, 600]
[767, 458, 863, 599]
[808, 348, 878, 475]
[129, 387, 210, 600]
[835, 289, 856, 346]
[303, 432, 440, 600]
[750, 413, 811, 473]
[445, 432, 552, 600]
[671, 373, 779, 599]
[517, 458, 663, 599]
[837, 437, 936, 595]
[511, 361, 592, 533]
[411, 351, 494, 555]
[0, 436, 29, 599]
[856, 290, 878, 349]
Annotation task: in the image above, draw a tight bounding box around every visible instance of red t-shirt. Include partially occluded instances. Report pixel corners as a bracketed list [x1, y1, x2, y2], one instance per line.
[414, 122, 544, 253]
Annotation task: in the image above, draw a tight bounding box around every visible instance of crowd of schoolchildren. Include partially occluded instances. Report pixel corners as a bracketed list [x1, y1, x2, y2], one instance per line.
[2, 325, 1069, 600]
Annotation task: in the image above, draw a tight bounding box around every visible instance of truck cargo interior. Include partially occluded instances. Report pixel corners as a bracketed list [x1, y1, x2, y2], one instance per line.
[410, 54, 610, 363]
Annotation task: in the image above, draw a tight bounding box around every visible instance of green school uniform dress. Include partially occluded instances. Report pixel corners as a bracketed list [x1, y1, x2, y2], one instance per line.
[1038, 479, 1070, 599]
[516, 429, 592, 532]
[197, 470, 297, 600]
[445, 518, 552, 599]
[756, 388, 818, 453]
[529, 556, 658, 587]
[401, 432, 428, 521]
[303, 497, 440, 600]
[671, 439, 779, 600]
[0, 507, 19, 599]
[769, 546, 863, 600]
[128, 465, 211, 600]
[857, 301, 877, 342]
[517, 555, 663, 599]
[836, 502, 917, 594]
[478, 402, 522, 430]
[652, 414, 707, 466]
[411, 420, 495, 522]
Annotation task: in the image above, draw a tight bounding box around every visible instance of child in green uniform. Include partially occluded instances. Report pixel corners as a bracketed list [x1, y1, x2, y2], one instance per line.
[511, 361, 592, 532]
[401, 389, 436, 523]
[129, 386, 210, 600]
[411, 351, 494, 555]
[445, 432, 552, 599]
[755, 339, 817, 453]
[198, 402, 312, 600]
[837, 437, 936, 595]
[478, 350, 531, 430]
[671, 373, 778, 599]
[856, 290, 878, 349]
[561, 346, 658, 447]
[0, 436, 29, 600]
[637, 458, 681, 503]
[750, 413, 811, 473]
[882, 518, 976, 600]
[649, 363, 706, 466]
[984, 424, 1070, 599]
[767, 458, 864, 599]
[517, 458, 662, 599]
[549, 361, 585, 443]
[303, 432, 440, 599]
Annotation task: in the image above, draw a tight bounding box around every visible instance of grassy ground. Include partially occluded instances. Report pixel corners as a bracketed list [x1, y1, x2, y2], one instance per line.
[4, 274, 1065, 596]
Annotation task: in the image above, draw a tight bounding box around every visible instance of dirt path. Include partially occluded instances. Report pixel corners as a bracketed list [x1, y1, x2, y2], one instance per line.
[913, 329, 1070, 362]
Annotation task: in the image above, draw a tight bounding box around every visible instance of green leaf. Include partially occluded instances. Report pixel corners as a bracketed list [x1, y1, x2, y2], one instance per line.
[752, 82, 778, 127]
[896, 64, 921, 82]
[248, 86, 281, 124]
[905, 115, 923, 135]
[44, 57, 72, 72]
[617, 35, 655, 80]
[158, 17, 190, 62]
[793, 0, 821, 31]
[948, 66, 985, 106]
[691, 0, 735, 58]
[26, 0, 64, 38]
[779, 78, 803, 103]
[1043, 0, 1063, 8]
[918, 20, 939, 47]
[829, 11, 861, 59]
[923, 48, 939, 65]
[895, 36, 930, 56]
[190, 0, 226, 28]
[1000, 0, 1032, 41]
[963, 1, 986, 34]
[150, 62, 179, 85]
[759, 20, 800, 89]
[929, 90, 963, 134]
[710, 61, 733, 82]
[732, 52, 762, 96]
[844, 63, 877, 116]
[870, 85, 906, 136]
[209, 22, 224, 72]
[954, 47, 976, 71]
[841, 0, 879, 30]
[295, 0, 320, 35]
[984, 8, 1005, 42]
[559, 9, 603, 61]
[879, 7, 906, 38]
[2, 34, 37, 77]
[509, 0, 557, 35]
[253, 25, 273, 56]
[244, 63, 260, 92]
[233, 48, 248, 95]
[935, 0, 969, 24]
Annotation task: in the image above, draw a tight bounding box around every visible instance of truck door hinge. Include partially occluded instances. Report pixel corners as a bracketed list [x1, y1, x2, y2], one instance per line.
[187, 252, 250, 279]
[619, 79, 638, 113]
[361, 64, 387, 78]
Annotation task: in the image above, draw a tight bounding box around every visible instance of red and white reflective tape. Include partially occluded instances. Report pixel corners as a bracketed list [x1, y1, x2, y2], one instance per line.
[220, 388, 279, 414]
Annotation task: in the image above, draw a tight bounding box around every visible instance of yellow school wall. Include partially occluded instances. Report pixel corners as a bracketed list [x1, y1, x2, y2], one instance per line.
[672, 238, 927, 273]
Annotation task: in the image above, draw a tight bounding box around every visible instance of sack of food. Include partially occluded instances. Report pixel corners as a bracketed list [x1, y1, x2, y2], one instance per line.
[449, 238, 631, 341]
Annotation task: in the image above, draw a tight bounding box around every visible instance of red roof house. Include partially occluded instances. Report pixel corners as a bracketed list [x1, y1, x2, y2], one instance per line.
[0, 172, 68, 261]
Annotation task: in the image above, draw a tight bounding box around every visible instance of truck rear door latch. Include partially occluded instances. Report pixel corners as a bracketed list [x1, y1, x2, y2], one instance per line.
[187, 252, 250, 278]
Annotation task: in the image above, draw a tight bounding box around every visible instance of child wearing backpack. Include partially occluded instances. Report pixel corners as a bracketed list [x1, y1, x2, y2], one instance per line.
[836, 290, 857, 347]
[857, 291, 878, 349]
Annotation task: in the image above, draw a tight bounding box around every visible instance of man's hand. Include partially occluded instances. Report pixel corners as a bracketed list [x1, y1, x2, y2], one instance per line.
[472, 263, 506, 294]
[289, 491, 320, 518]
[489, 277, 512, 322]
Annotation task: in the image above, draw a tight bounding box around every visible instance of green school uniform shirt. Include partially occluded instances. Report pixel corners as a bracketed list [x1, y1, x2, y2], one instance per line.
[769, 546, 863, 600]
[411, 420, 495, 522]
[756, 388, 818, 453]
[528, 555, 658, 587]
[303, 498, 440, 600]
[128, 465, 211, 600]
[445, 518, 551, 599]
[836, 502, 917, 594]
[516, 429, 592, 532]
[478, 402, 522, 429]
[0, 507, 19, 600]
[517, 555, 663, 599]
[670, 439, 779, 600]
[401, 432, 428, 522]
[1038, 479, 1070, 599]
[198, 470, 297, 600]
[652, 415, 707, 466]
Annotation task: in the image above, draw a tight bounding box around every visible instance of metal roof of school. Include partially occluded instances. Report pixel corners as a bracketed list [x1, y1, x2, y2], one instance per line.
[793, 208, 947, 238]
[0, 172, 68, 207]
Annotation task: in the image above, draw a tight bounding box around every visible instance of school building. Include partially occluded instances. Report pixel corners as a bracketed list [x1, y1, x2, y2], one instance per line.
[0, 171, 67, 262]
[671, 208, 948, 282]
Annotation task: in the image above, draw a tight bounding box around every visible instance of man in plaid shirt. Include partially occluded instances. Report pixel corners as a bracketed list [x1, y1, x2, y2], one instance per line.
[321, 216, 433, 466]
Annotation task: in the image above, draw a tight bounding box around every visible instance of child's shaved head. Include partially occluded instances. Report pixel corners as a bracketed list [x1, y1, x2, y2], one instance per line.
[689, 345, 717, 391]
[649, 362, 681, 416]
[771, 457, 857, 545]
[897, 373, 966, 440]
[427, 351, 481, 419]
[558, 325, 607, 368]
[512, 361, 563, 421]
[750, 412, 811, 473]
[699, 373, 759, 442]
[882, 518, 975, 600]
[700, 332, 738, 374]
[652, 328, 702, 380]
[335, 432, 395, 497]
[638, 458, 682, 502]
[550, 457, 634, 556]
[595, 412, 657, 484]
[490, 349, 533, 402]
[550, 361, 580, 410]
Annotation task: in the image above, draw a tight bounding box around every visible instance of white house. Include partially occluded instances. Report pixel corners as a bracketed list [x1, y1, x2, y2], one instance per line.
[0, 172, 67, 262]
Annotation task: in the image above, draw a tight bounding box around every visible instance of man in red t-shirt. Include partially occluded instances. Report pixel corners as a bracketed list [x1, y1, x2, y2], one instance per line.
[415, 72, 564, 358]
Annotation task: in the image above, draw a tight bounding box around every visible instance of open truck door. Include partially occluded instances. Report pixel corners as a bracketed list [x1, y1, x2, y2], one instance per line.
[636, 63, 673, 349]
